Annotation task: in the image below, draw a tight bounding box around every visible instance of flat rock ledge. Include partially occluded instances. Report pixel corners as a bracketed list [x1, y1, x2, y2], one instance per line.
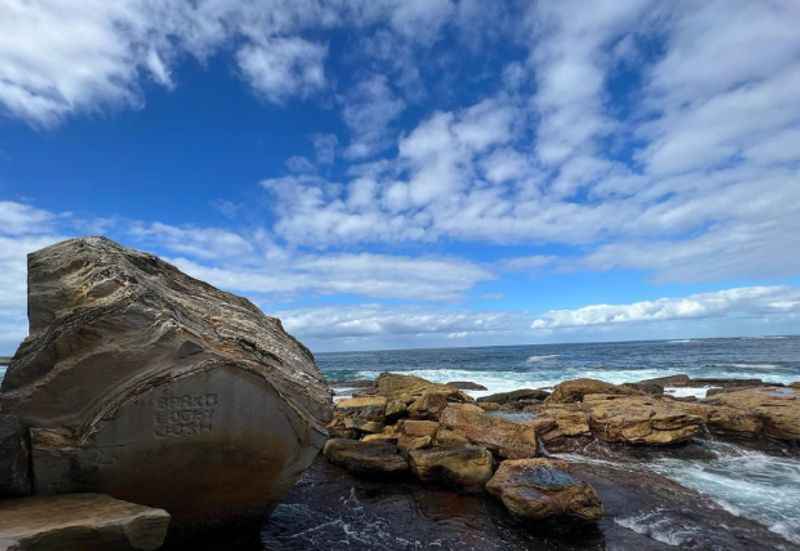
[0, 493, 170, 551]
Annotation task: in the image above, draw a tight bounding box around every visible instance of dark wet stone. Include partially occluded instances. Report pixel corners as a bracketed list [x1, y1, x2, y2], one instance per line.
[0, 414, 31, 497]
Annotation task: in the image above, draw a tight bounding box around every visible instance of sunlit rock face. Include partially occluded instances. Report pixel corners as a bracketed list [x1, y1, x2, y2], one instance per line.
[0, 236, 332, 528]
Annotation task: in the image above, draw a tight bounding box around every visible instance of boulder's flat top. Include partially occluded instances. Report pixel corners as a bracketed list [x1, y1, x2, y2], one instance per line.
[0, 493, 169, 550]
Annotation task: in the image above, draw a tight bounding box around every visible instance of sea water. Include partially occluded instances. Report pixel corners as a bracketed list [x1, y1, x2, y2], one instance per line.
[317, 336, 800, 546]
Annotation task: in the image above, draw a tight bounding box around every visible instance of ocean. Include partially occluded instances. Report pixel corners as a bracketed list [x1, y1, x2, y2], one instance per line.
[318, 336, 800, 545]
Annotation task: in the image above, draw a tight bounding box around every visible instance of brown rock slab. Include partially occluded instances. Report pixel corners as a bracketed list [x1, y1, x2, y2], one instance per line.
[408, 391, 451, 419]
[582, 394, 702, 445]
[0, 415, 30, 497]
[323, 438, 409, 476]
[374, 373, 472, 404]
[0, 237, 332, 528]
[709, 386, 800, 441]
[486, 459, 603, 522]
[440, 404, 537, 459]
[546, 379, 641, 404]
[0, 493, 170, 551]
[335, 396, 388, 432]
[409, 446, 494, 492]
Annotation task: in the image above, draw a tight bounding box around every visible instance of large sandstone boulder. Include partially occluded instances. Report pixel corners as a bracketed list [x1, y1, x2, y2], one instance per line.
[708, 387, 800, 441]
[486, 459, 603, 522]
[582, 394, 702, 445]
[408, 446, 494, 492]
[0, 493, 170, 551]
[0, 237, 332, 527]
[546, 378, 641, 404]
[439, 404, 537, 458]
[323, 438, 409, 476]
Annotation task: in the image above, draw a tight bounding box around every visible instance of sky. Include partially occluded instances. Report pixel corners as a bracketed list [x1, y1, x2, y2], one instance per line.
[1, 0, 799, 354]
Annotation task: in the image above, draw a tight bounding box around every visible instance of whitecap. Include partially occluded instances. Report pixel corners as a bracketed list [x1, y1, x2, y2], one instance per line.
[525, 354, 560, 363]
[664, 386, 715, 399]
[614, 509, 698, 546]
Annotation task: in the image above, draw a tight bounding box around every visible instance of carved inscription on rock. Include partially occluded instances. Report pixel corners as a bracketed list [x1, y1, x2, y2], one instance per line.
[153, 393, 219, 438]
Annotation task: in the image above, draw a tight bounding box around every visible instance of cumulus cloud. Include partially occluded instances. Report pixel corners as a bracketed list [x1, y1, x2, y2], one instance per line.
[532, 287, 800, 330]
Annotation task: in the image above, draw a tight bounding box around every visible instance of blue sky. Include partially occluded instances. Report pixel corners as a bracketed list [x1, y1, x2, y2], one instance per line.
[1, 0, 799, 354]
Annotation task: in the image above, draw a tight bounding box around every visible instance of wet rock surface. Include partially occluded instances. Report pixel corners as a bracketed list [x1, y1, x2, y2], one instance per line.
[0, 493, 170, 551]
[249, 457, 793, 551]
[440, 403, 538, 459]
[323, 438, 409, 476]
[0, 237, 332, 530]
[409, 446, 494, 492]
[487, 459, 603, 522]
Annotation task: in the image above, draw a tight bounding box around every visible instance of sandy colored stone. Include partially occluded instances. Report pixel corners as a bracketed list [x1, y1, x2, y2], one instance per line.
[374, 373, 472, 405]
[408, 391, 451, 419]
[546, 379, 641, 404]
[0, 237, 331, 527]
[434, 428, 471, 448]
[400, 419, 440, 437]
[323, 438, 409, 476]
[408, 446, 493, 492]
[397, 434, 433, 451]
[0, 493, 170, 551]
[439, 404, 537, 459]
[675, 401, 764, 437]
[582, 394, 702, 445]
[487, 459, 602, 522]
[709, 387, 800, 441]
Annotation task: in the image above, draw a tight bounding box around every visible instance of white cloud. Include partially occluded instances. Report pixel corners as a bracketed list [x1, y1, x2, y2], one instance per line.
[341, 74, 405, 159]
[279, 304, 512, 339]
[500, 255, 556, 272]
[532, 287, 800, 330]
[236, 38, 327, 103]
[172, 252, 492, 302]
[130, 222, 254, 261]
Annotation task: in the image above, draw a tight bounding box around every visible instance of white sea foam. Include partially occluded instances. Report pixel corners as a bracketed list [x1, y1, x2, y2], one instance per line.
[664, 386, 715, 399]
[716, 362, 787, 371]
[667, 339, 696, 344]
[614, 509, 698, 546]
[525, 354, 560, 363]
[649, 441, 800, 546]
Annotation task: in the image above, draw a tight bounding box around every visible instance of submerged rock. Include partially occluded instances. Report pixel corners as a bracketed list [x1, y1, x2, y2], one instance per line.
[323, 438, 409, 476]
[409, 446, 494, 492]
[440, 403, 537, 459]
[487, 459, 603, 522]
[0, 493, 170, 551]
[0, 237, 332, 529]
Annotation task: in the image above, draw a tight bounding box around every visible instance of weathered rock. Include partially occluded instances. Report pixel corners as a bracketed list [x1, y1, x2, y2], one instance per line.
[395, 420, 439, 451]
[546, 379, 641, 404]
[408, 446, 494, 492]
[0, 493, 170, 551]
[323, 438, 409, 476]
[0, 237, 332, 527]
[478, 389, 550, 404]
[582, 395, 702, 445]
[408, 391, 450, 419]
[374, 373, 472, 404]
[434, 428, 471, 448]
[446, 381, 488, 391]
[478, 401, 503, 411]
[622, 382, 664, 396]
[0, 415, 31, 497]
[638, 374, 690, 387]
[674, 401, 764, 438]
[708, 386, 800, 441]
[385, 399, 408, 422]
[487, 459, 603, 522]
[791, 381, 800, 390]
[334, 396, 387, 433]
[440, 404, 537, 459]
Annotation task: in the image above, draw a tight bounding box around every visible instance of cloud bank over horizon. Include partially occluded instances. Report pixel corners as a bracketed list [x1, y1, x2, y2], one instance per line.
[1, 1, 799, 352]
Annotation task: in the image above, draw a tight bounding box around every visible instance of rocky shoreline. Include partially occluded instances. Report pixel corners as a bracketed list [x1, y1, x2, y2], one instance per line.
[318, 372, 800, 550]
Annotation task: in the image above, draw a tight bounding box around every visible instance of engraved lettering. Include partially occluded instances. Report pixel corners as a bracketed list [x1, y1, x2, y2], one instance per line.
[154, 393, 218, 438]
